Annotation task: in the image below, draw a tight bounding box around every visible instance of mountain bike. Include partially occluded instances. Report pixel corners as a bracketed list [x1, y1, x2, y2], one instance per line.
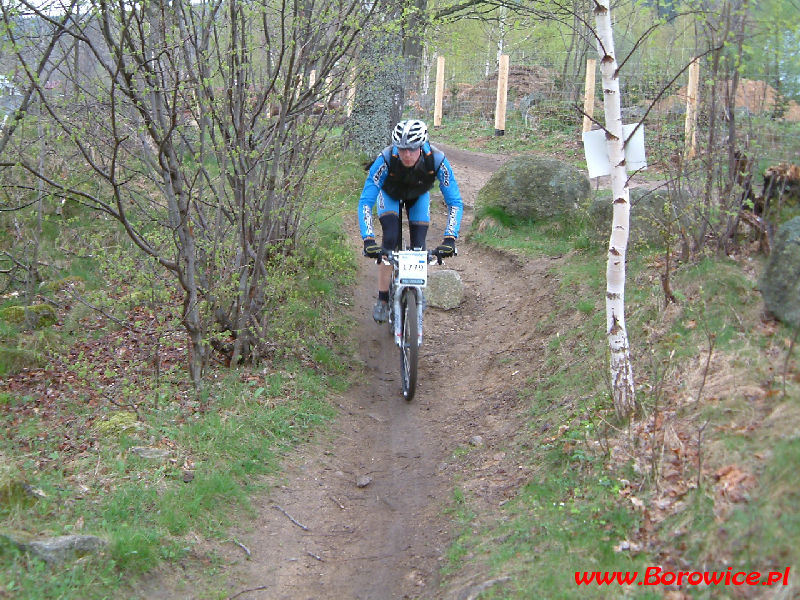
[378, 248, 446, 402]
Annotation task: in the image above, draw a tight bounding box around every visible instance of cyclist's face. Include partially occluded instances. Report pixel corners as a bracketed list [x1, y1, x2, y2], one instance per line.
[398, 147, 421, 168]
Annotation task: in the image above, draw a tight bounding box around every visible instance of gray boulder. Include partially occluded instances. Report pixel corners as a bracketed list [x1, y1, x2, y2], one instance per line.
[28, 535, 107, 565]
[426, 270, 464, 310]
[476, 155, 590, 222]
[1, 532, 107, 565]
[589, 187, 690, 246]
[759, 217, 800, 327]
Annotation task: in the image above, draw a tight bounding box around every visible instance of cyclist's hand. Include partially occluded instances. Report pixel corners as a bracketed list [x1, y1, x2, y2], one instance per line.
[363, 238, 383, 259]
[434, 236, 456, 258]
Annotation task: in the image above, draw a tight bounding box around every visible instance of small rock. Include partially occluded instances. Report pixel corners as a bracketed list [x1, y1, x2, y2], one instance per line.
[469, 436, 484, 447]
[426, 270, 465, 310]
[182, 470, 195, 483]
[457, 576, 512, 600]
[130, 447, 171, 460]
[356, 475, 372, 488]
[0, 304, 57, 329]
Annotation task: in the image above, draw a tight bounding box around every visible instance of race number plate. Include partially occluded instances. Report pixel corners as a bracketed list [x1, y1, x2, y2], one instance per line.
[397, 251, 428, 286]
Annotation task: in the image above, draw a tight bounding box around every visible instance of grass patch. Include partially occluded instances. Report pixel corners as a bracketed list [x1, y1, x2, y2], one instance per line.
[470, 211, 598, 258]
[474, 469, 658, 599]
[429, 113, 582, 163]
[442, 487, 478, 577]
[445, 194, 799, 597]
[0, 341, 346, 599]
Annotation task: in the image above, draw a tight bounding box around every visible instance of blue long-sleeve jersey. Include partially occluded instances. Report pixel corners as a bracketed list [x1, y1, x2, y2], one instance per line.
[358, 143, 464, 240]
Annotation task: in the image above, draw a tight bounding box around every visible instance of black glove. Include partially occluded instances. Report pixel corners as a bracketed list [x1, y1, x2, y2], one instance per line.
[434, 236, 456, 258]
[363, 238, 383, 259]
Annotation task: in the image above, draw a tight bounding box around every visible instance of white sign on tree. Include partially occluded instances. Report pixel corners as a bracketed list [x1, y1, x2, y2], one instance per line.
[582, 124, 647, 179]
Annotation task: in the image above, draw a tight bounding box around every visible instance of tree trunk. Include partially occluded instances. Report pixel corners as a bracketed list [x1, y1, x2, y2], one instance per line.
[594, 0, 635, 418]
[345, 7, 405, 156]
[402, 0, 428, 93]
[720, 0, 749, 251]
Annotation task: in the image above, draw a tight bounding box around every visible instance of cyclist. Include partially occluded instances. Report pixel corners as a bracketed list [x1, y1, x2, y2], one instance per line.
[358, 119, 464, 323]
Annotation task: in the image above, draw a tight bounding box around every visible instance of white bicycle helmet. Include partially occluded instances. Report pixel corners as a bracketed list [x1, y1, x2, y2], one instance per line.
[392, 119, 428, 149]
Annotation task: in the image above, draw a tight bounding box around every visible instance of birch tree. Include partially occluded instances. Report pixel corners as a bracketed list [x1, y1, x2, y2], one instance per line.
[593, 0, 635, 417]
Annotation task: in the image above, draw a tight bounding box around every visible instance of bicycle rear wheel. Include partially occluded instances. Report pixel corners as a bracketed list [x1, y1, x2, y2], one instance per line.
[400, 289, 419, 401]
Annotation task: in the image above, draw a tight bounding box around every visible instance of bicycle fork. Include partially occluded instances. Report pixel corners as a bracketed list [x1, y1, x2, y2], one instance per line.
[393, 288, 425, 347]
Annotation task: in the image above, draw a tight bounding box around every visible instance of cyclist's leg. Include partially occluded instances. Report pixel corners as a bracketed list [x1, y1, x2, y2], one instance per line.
[378, 213, 401, 252]
[407, 192, 430, 250]
[377, 191, 402, 251]
[376, 192, 401, 298]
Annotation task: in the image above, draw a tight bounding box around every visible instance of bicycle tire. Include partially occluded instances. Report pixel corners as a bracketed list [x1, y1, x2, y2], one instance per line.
[400, 289, 419, 401]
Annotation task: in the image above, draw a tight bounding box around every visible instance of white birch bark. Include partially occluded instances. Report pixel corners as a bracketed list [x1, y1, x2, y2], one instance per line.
[594, 1, 635, 417]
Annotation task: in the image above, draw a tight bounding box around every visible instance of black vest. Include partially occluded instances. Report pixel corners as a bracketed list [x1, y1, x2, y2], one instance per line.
[380, 146, 438, 202]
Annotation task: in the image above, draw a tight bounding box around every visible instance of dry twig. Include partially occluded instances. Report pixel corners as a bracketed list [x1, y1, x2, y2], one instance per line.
[273, 504, 310, 531]
[696, 327, 717, 408]
[232, 539, 251, 558]
[227, 585, 269, 600]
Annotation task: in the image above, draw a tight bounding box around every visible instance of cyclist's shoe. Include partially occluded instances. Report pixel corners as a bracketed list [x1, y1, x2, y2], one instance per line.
[372, 300, 389, 323]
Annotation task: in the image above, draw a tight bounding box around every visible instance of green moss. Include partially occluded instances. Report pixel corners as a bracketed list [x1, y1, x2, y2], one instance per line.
[38, 275, 85, 293]
[0, 306, 25, 325]
[94, 412, 141, 437]
[0, 304, 57, 329]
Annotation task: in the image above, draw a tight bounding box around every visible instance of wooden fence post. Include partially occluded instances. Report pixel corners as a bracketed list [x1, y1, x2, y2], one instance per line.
[684, 58, 700, 159]
[494, 54, 509, 136]
[434, 56, 445, 128]
[583, 58, 596, 132]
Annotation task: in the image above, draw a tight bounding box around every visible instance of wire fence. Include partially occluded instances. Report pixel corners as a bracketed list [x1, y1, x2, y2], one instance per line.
[402, 52, 800, 172]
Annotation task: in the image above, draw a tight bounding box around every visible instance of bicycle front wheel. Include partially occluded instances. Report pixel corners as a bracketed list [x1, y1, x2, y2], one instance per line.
[400, 289, 419, 401]
[387, 279, 396, 336]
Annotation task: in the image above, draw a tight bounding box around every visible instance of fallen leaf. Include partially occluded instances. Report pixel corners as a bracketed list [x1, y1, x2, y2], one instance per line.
[714, 465, 756, 502]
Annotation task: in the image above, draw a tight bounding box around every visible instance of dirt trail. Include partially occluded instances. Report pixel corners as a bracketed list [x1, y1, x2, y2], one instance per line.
[209, 144, 562, 600]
